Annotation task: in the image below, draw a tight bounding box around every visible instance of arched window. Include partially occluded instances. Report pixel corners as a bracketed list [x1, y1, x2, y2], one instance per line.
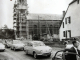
[49, 25, 53, 35]
[42, 25, 46, 34]
[33, 25, 37, 34]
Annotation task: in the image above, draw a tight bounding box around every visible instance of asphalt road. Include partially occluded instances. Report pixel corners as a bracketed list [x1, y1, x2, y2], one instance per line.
[0, 47, 63, 60]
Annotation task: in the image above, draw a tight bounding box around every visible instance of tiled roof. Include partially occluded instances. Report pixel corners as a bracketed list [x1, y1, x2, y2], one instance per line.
[27, 13, 62, 20]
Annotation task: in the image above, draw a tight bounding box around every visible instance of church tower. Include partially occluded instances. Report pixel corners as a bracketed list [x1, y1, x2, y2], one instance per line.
[13, 0, 28, 39]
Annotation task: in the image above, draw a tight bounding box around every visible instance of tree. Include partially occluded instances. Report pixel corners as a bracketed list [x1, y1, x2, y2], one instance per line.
[0, 25, 15, 39]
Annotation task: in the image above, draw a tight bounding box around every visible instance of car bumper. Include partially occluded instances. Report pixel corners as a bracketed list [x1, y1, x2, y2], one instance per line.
[0, 49, 5, 51]
[37, 52, 51, 56]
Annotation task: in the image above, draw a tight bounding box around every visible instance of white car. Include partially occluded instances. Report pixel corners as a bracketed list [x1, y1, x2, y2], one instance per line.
[0, 43, 5, 51]
[10, 40, 25, 51]
[24, 41, 52, 58]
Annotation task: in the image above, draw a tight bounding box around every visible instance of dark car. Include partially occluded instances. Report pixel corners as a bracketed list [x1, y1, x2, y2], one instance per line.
[52, 50, 80, 60]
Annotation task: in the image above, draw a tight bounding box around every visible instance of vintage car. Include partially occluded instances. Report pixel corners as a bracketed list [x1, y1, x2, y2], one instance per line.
[0, 43, 5, 51]
[10, 40, 25, 51]
[52, 50, 80, 60]
[52, 36, 80, 60]
[24, 41, 52, 58]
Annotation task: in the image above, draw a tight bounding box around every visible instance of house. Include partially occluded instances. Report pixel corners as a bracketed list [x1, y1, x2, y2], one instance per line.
[59, 0, 80, 41]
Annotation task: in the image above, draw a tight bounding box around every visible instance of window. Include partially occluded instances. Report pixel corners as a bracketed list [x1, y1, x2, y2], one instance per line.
[65, 18, 67, 24]
[63, 22, 64, 28]
[63, 31, 65, 37]
[65, 17, 71, 24]
[65, 31, 67, 38]
[27, 43, 33, 47]
[63, 31, 67, 38]
[68, 30, 71, 38]
[68, 17, 71, 23]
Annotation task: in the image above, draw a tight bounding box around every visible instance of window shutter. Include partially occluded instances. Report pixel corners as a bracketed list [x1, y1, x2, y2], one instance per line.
[69, 17, 71, 23]
[65, 18, 67, 24]
[63, 31, 65, 37]
[63, 22, 64, 28]
[66, 31, 67, 38]
[68, 30, 71, 38]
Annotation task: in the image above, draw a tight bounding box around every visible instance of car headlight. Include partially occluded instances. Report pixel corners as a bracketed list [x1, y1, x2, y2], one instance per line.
[39, 50, 43, 53]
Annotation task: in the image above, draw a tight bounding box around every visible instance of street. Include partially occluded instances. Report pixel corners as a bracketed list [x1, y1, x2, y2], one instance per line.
[0, 47, 63, 60]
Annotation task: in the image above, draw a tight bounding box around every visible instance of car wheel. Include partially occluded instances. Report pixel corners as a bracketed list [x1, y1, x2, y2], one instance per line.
[13, 47, 16, 51]
[3, 49, 5, 52]
[47, 54, 51, 57]
[33, 52, 38, 59]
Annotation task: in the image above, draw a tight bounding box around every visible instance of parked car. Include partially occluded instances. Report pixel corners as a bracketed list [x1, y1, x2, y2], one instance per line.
[24, 41, 52, 59]
[0, 43, 5, 51]
[10, 40, 25, 51]
[5, 40, 12, 48]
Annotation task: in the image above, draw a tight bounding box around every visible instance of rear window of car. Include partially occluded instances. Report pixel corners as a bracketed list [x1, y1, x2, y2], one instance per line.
[33, 42, 45, 46]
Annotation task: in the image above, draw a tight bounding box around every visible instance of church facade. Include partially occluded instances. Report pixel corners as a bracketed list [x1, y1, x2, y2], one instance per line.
[13, 0, 62, 40]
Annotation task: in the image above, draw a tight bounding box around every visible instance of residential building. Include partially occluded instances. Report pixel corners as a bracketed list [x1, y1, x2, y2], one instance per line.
[59, 0, 80, 41]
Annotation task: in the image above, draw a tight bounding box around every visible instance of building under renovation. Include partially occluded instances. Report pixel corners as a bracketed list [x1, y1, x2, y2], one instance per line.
[13, 0, 28, 39]
[13, 0, 62, 40]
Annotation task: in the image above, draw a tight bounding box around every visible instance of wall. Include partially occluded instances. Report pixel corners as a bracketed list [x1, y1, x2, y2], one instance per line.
[60, 1, 80, 41]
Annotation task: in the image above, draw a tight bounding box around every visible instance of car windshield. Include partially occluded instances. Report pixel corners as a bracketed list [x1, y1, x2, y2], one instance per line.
[33, 42, 45, 47]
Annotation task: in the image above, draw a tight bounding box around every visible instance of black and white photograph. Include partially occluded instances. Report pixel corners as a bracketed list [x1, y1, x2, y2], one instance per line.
[0, 0, 80, 60]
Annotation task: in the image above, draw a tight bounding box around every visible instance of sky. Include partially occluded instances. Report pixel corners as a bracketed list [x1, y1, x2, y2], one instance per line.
[0, 0, 72, 29]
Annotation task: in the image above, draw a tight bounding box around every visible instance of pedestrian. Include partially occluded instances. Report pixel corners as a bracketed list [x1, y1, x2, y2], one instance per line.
[64, 40, 80, 60]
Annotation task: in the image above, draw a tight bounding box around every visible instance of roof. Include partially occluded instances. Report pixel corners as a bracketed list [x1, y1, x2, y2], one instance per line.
[27, 13, 62, 20]
[60, 0, 77, 28]
[69, 0, 77, 5]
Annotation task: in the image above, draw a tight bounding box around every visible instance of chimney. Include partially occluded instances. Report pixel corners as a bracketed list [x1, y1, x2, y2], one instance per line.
[63, 11, 65, 18]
